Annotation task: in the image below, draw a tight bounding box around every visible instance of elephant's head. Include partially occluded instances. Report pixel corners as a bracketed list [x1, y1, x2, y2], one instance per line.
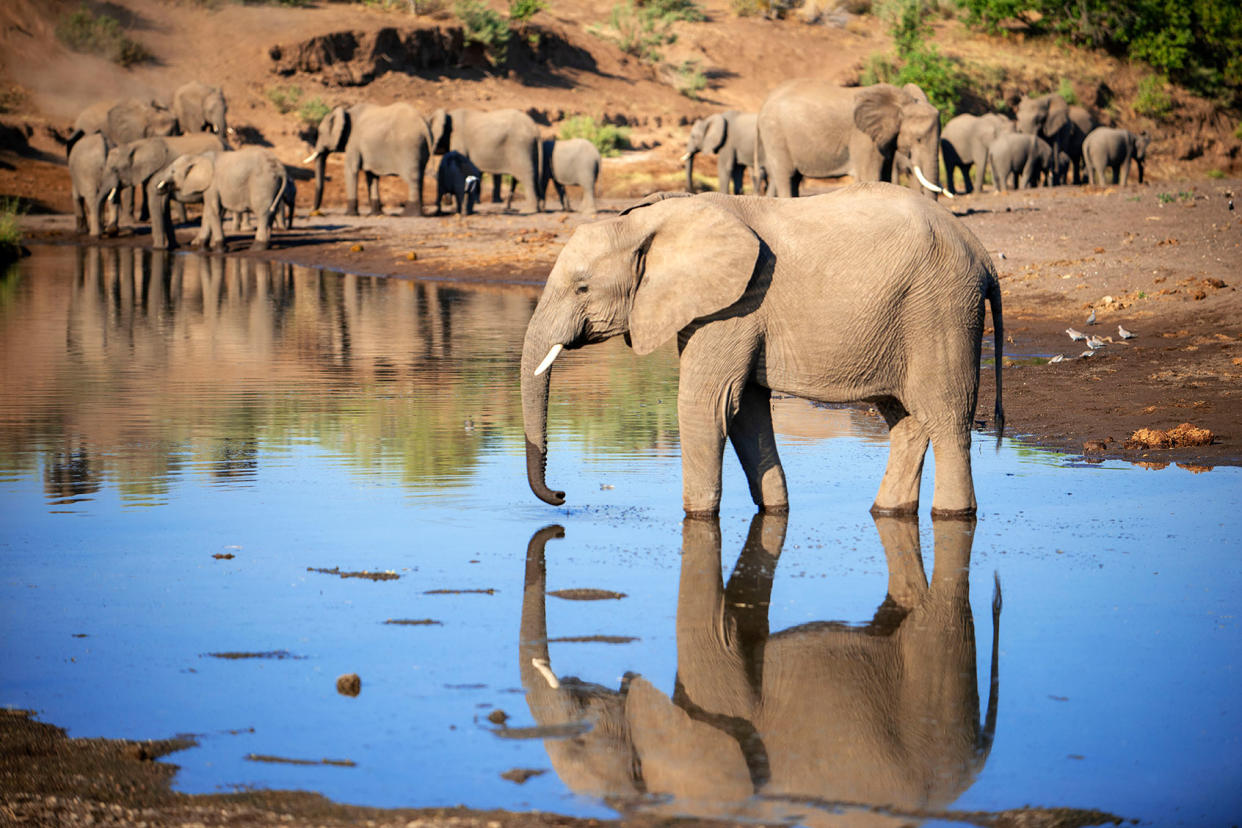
[682, 113, 728, 192]
[429, 109, 453, 155]
[305, 105, 351, 212]
[156, 151, 216, 200]
[202, 87, 229, 139]
[520, 193, 762, 506]
[98, 144, 135, 208]
[854, 83, 945, 199]
[1131, 130, 1151, 183]
[1016, 93, 1069, 143]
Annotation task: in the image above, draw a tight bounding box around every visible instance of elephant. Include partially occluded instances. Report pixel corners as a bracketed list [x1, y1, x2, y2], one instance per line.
[988, 132, 1054, 191]
[521, 183, 1005, 518]
[68, 132, 111, 237]
[67, 97, 179, 156]
[306, 102, 433, 217]
[940, 112, 1015, 194]
[683, 110, 760, 195]
[1082, 127, 1150, 186]
[755, 80, 947, 199]
[172, 81, 229, 140]
[100, 133, 226, 246]
[429, 108, 542, 214]
[519, 514, 1000, 823]
[155, 147, 288, 251]
[435, 150, 481, 215]
[1015, 93, 1098, 185]
[541, 138, 600, 214]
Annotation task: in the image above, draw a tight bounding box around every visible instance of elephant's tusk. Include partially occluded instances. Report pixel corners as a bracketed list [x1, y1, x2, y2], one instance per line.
[679, 152, 691, 162]
[302, 151, 319, 164]
[914, 165, 952, 198]
[533, 343, 562, 376]
[107, 187, 117, 201]
[531, 658, 560, 689]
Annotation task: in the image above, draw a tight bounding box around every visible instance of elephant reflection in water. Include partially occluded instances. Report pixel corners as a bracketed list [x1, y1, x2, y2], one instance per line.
[520, 516, 1000, 825]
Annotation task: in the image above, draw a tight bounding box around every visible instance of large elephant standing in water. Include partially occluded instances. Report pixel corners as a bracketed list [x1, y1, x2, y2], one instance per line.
[521, 184, 1003, 518]
[519, 515, 1000, 823]
[755, 80, 946, 198]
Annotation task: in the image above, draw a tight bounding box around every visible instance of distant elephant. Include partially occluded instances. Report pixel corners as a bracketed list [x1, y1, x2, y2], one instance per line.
[541, 138, 600, 214]
[172, 81, 229, 140]
[940, 112, 1015, 194]
[429, 108, 542, 213]
[436, 150, 481, 215]
[1015, 93, 1098, 185]
[67, 97, 179, 156]
[101, 133, 226, 246]
[988, 132, 1054, 191]
[68, 132, 111, 237]
[1083, 127, 1150, 186]
[519, 514, 1000, 822]
[521, 184, 1004, 518]
[683, 110, 759, 195]
[755, 80, 946, 199]
[156, 148, 288, 251]
[306, 102, 433, 217]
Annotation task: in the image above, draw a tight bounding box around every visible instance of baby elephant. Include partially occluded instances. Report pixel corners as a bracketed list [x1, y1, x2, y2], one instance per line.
[1083, 127, 1150, 186]
[989, 132, 1054, 191]
[156, 148, 288, 251]
[541, 138, 600, 214]
[436, 151, 481, 216]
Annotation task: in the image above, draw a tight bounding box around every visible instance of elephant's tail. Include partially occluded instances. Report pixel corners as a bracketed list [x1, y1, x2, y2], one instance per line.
[978, 571, 1002, 761]
[268, 165, 290, 219]
[65, 129, 85, 160]
[988, 269, 1005, 444]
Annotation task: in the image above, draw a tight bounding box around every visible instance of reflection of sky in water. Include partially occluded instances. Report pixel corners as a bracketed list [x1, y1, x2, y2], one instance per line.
[0, 247, 1239, 824]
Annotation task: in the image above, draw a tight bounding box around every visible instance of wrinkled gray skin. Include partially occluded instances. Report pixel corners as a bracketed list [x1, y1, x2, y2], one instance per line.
[68, 133, 111, 237]
[435, 150, 481, 216]
[101, 133, 226, 248]
[522, 184, 1004, 517]
[1083, 127, 1150, 186]
[988, 132, 1054, 191]
[520, 515, 1000, 821]
[156, 148, 288, 251]
[172, 82, 229, 142]
[756, 80, 945, 199]
[684, 110, 759, 195]
[68, 98, 181, 221]
[940, 112, 1014, 194]
[541, 138, 600, 213]
[307, 102, 433, 217]
[430, 108, 542, 213]
[1015, 93, 1098, 185]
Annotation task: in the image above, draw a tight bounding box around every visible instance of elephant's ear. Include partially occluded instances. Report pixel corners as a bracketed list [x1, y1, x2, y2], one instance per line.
[430, 109, 451, 153]
[181, 154, 215, 196]
[901, 82, 930, 105]
[853, 84, 902, 150]
[1044, 94, 1069, 138]
[619, 190, 692, 215]
[327, 106, 350, 152]
[628, 196, 760, 355]
[703, 113, 728, 153]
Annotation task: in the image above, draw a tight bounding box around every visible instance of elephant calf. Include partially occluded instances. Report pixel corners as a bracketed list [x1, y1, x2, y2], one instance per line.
[988, 132, 1053, 192]
[156, 148, 289, 251]
[541, 138, 600, 214]
[436, 151, 481, 216]
[1083, 127, 1150, 186]
[522, 182, 1004, 517]
[69, 133, 110, 237]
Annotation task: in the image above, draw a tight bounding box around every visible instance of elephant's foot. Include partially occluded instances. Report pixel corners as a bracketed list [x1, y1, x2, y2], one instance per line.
[930, 505, 978, 520]
[251, 240, 269, 252]
[760, 503, 789, 516]
[344, 200, 359, 216]
[401, 203, 422, 218]
[683, 508, 719, 521]
[369, 199, 383, 216]
[870, 501, 919, 518]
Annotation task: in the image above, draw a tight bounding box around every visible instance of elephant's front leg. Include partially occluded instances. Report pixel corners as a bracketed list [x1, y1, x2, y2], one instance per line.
[729, 382, 788, 513]
[203, 195, 226, 251]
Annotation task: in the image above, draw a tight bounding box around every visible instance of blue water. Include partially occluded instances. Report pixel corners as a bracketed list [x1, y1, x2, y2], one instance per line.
[0, 246, 1238, 825]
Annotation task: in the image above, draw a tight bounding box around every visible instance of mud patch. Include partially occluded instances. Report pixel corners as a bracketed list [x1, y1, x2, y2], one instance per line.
[547, 635, 638, 644]
[490, 722, 592, 740]
[204, 651, 304, 660]
[384, 618, 443, 626]
[501, 768, 547, 784]
[425, 588, 496, 595]
[307, 566, 400, 581]
[245, 754, 356, 768]
[548, 588, 627, 600]
[1124, 422, 1215, 449]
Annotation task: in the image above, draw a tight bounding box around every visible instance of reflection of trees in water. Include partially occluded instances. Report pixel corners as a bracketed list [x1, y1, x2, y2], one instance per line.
[43, 444, 102, 504]
[1, 246, 681, 503]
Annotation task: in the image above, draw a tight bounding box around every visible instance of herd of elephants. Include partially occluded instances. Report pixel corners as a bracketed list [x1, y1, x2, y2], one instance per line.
[64, 78, 1149, 251]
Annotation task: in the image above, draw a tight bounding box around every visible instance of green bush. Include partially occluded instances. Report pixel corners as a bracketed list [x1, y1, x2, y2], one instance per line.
[559, 115, 631, 157]
[266, 85, 304, 115]
[1056, 77, 1078, 105]
[298, 97, 332, 126]
[866, 0, 966, 122]
[640, 0, 707, 23]
[728, 0, 765, 16]
[1133, 75, 1174, 119]
[672, 60, 708, 99]
[508, 0, 545, 22]
[592, 0, 703, 62]
[0, 198, 23, 258]
[56, 3, 153, 67]
[455, 0, 511, 64]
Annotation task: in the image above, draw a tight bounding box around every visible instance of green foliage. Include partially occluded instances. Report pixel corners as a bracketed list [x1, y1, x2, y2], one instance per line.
[728, 0, 766, 16]
[0, 198, 22, 252]
[1133, 75, 1174, 119]
[1056, 77, 1078, 105]
[672, 60, 708, 99]
[297, 97, 332, 126]
[266, 85, 304, 115]
[455, 0, 511, 64]
[958, 0, 1242, 104]
[592, 0, 704, 62]
[866, 0, 967, 121]
[559, 115, 631, 157]
[56, 3, 153, 67]
[640, 0, 707, 23]
[508, 0, 545, 22]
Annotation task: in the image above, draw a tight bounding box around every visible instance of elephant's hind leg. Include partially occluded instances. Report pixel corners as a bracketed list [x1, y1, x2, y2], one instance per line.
[728, 382, 789, 514]
[871, 399, 928, 517]
[928, 420, 977, 519]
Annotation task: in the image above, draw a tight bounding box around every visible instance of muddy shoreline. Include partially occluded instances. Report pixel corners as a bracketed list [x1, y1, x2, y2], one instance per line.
[20, 180, 1242, 470]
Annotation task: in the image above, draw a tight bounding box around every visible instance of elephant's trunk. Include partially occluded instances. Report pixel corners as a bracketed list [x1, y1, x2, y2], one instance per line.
[520, 525, 563, 693]
[684, 149, 697, 193]
[911, 137, 942, 200]
[521, 323, 567, 506]
[311, 152, 327, 212]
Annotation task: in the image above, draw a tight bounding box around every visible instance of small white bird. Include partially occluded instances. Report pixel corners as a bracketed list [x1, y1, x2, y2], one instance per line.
[1066, 327, 1086, 341]
[1080, 349, 1095, 358]
[1118, 324, 1136, 339]
[1087, 335, 1106, 350]
[1086, 307, 1097, 325]
[1049, 354, 1064, 363]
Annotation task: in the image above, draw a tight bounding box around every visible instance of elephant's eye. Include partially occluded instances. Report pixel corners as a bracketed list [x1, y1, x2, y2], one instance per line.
[575, 283, 588, 295]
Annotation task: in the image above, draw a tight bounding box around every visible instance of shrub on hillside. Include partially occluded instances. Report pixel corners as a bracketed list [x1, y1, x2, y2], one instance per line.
[56, 4, 153, 67]
[455, 0, 511, 64]
[1133, 75, 1174, 120]
[559, 115, 631, 157]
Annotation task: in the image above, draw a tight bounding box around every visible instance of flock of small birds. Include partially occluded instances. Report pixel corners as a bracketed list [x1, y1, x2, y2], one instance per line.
[1054, 308, 1137, 363]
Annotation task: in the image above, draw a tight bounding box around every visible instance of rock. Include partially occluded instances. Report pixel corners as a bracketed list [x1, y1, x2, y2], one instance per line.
[336, 673, 361, 697]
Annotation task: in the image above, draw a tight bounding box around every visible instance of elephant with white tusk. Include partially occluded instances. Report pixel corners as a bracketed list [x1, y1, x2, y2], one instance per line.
[1015, 92, 1098, 185]
[755, 80, 944, 199]
[519, 515, 1001, 822]
[683, 110, 760, 195]
[521, 183, 1003, 518]
[940, 112, 1016, 194]
[155, 148, 288, 251]
[172, 82, 229, 142]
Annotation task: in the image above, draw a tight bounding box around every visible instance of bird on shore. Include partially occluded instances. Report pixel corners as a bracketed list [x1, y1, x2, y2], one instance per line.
[1049, 354, 1065, 363]
[1086, 307, 1097, 325]
[1080, 349, 1095, 358]
[1066, 327, 1086, 341]
[1087, 335, 1107, 350]
[1119, 324, 1136, 339]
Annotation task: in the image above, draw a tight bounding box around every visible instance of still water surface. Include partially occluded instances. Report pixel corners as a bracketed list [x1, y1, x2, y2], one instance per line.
[1, 246, 1239, 825]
